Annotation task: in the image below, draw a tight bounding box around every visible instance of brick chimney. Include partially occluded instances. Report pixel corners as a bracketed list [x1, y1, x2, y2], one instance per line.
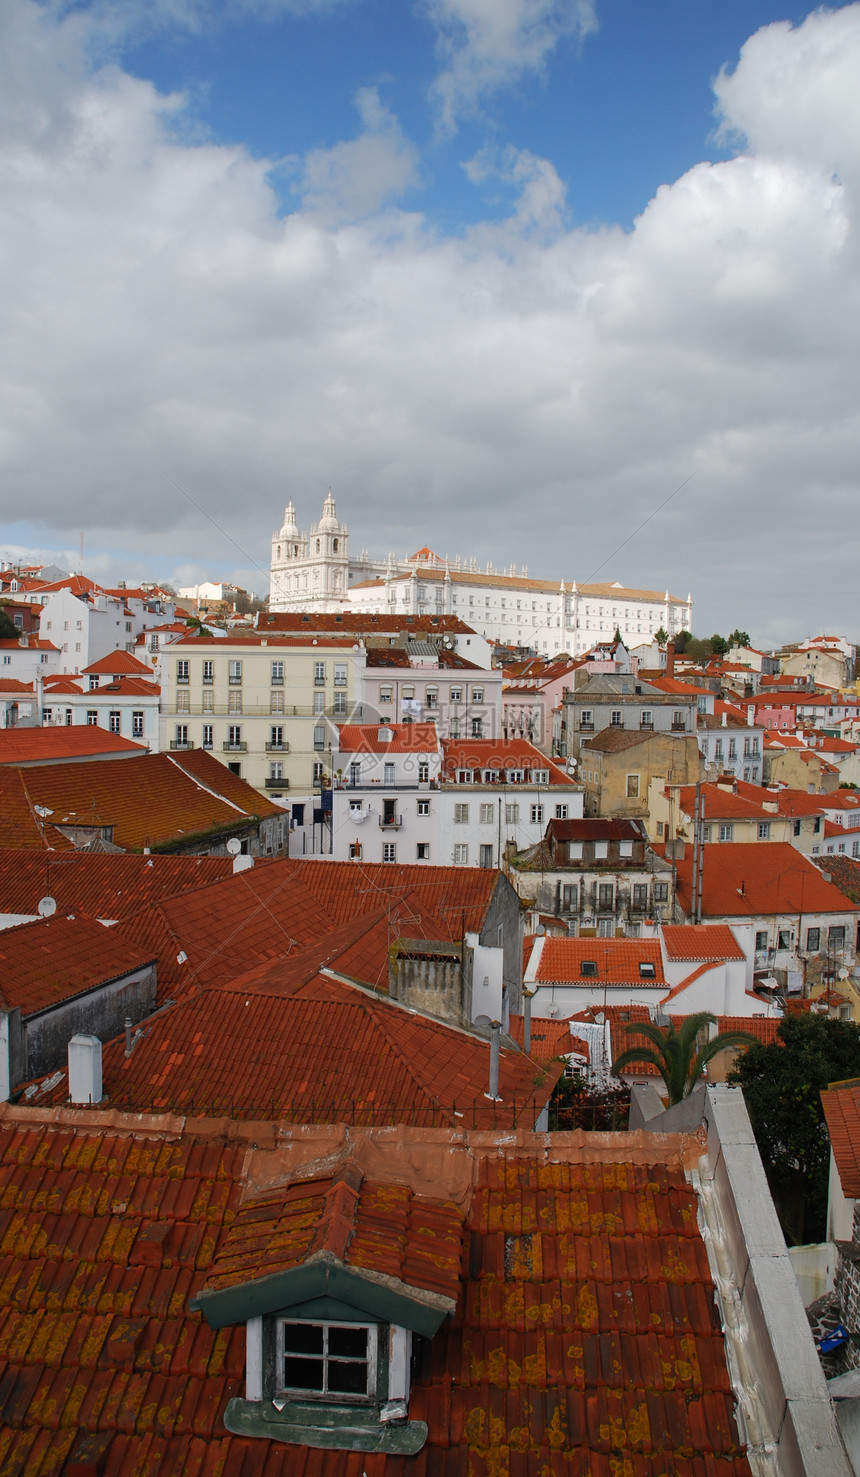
[665, 641, 675, 679]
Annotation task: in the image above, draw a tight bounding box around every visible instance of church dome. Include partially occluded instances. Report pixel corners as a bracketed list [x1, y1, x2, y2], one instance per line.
[317, 490, 340, 533]
[280, 500, 299, 538]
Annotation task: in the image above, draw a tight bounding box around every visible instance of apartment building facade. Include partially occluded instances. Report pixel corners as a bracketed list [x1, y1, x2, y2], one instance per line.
[159, 636, 367, 809]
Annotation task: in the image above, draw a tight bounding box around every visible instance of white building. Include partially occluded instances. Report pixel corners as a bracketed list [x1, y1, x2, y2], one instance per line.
[362, 643, 503, 739]
[330, 726, 582, 867]
[269, 492, 693, 656]
[37, 582, 182, 674]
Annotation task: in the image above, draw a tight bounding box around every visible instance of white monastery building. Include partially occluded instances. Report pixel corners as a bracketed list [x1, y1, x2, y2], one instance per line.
[270, 493, 693, 658]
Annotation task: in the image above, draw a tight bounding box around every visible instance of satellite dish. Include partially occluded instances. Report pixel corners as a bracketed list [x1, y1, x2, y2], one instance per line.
[473, 1014, 492, 1031]
[226, 838, 242, 856]
[839, 967, 850, 980]
[38, 896, 57, 918]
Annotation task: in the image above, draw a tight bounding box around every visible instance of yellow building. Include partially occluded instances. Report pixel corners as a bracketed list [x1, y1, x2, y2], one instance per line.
[160, 635, 366, 803]
[579, 729, 702, 820]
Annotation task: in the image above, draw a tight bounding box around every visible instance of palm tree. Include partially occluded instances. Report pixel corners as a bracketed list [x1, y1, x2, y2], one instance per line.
[611, 1012, 757, 1106]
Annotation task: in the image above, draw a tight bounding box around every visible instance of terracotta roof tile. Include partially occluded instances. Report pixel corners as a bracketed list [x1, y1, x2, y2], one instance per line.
[673, 843, 857, 920]
[336, 722, 439, 754]
[507, 1015, 573, 1060]
[821, 1079, 860, 1197]
[0, 914, 156, 1016]
[82, 652, 154, 677]
[532, 938, 665, 986]
[0, 1113, 752, 1472]
[11, 751, 280, 853]
[661, 926, 745, 962]
[441, 738, 571, 784]
[0, 851, 235, 921]
[0, 729, 145, 766]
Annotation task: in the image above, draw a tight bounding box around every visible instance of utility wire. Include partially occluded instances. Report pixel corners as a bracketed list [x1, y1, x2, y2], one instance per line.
[582, 472, 697, 585]
[163, 471, 270, 582]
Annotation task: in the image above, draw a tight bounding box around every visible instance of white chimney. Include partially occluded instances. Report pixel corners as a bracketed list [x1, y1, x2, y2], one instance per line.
[233, 853, 254, 874]
[68, 1034, 102, 1105]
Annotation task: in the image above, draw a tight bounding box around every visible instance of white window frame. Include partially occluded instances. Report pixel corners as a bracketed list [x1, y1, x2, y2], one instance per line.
[276, 1320, 378, 1404]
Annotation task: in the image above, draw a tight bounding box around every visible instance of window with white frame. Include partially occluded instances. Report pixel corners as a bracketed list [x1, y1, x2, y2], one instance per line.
[349, 842, 362, 860]
[626, 774, 640, 798]
[456, 769, 473, 783]
[449, 687, 462, 703]
[757, 822, 771, 839]
[418, 760, 429, 782]
[175, 724, 189, 745]
[203, 660, 214, 684]
[505, 803, 519, 824]
[416, 842, 430, 860]
[228, 691, 242, 714]
[333, 692, 347, 716]
[334, 664, 347, 687]
[471, 717, 483, 737]
[471, 687, 484, 702]
[530, 804, 543, 824]
[425, 687, 438, 708]
[719, 824, 734, 841]
[228, 660, 242, 685]
[383, 762, 395, 785]
[379, 685, 392, 703]
[555, 804, 568, 819]
[86, 710, 98, 725]
[314, 725, 326, 751]
[314, 662, 326, 685]
[480, 803, 494, 824]
[132, 711, 144, 737]
[176, 659, 189, 684]
[202, 724, 213, 749]
[453, 843, 468, 864]
[507, 768, 524, 783]
[417, 798, 430, 816]
[454, 803, 469, 823]
[314, 691, 326, 714]
[382, 842, 396, 863]
[176, 691, 190, 713]
[278, 1321, 377, 1402]
[109, 711, 121, 734]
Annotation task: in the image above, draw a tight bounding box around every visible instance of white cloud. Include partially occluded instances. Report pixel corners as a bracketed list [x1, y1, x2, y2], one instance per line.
[294, 88, 420, 221]
[3, 1, 860, 642]
[423, 0, 597, 130]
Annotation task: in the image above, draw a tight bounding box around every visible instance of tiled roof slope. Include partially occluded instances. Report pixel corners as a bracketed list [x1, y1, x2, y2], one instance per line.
[30, 969, 557, 1127]
[200, 1169, 463, 1305]
[813, 854, 860, 904]
[661, 925, 745, 962]
[336, 723, 439, 755]
[0, 728, 145, 765]
[441, 738, 571, 784]
[507, 1015, 573, 1060]
[0, 851, 235, 920]
[13, 750, 281, 852]
[0, 1113, 751, 1474]
[0, 771, 75, 851]
[283, 860, 502, 935]
[673, 843, 857, 919]
[82, 651, 154, 675]
[821, 1078, 860, 1197]
[0, 915, 156, 1016]
[534, 938, 665, 986]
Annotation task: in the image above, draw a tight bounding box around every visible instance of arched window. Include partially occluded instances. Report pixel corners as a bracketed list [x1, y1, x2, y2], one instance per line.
[333, 538, 339, 552]
[316, 539, 320, 553]
[277, 545, 281, 560]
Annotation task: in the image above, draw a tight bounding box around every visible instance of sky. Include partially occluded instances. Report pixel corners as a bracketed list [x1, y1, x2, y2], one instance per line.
[1, 0, 860, 646]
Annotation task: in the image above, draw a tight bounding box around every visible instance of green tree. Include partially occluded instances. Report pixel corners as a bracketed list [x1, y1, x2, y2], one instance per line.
[612, 1012, 757, 1107]
[184, 615, 212, 639]
[654, 627, 669, 645]
[710, 633, 728, 656]
[729, 1013, 860, 1244]
[0, 610, 22, 640]
[673, 629, 691, 653]
[726, 629, 751, 649]
[613, 626, 623, 645]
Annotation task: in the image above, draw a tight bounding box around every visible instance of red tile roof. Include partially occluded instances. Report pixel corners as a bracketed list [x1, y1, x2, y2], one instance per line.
[82, 651, 154, 676]
[673, 843, 857, 920]
[31, 970, 559, 1127]
[441, 738, 571, 784]
[661, 925, 746, 962]
[0, 1112, 752, 1473]
[533, 937, 665, 986]
[0, 771, 75, 851]
[507, 1014, 573, 1060]
[0, 914, 156, 1016]
[821, 1079, 860, 1196]
[676, 784, 769, 821]
[0, 850, 235, 920]
[200, 1168, 463, 1305]
[0, 728, 145, 765]
[12, 750, 281, 853]
[335, 722, 439, 754]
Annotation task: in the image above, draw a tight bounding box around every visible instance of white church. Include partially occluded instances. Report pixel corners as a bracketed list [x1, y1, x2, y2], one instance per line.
[270, 492, 692, 658]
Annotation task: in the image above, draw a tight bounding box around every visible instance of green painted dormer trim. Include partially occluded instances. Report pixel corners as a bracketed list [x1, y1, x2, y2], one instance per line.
[191, 1250, 454, 1337]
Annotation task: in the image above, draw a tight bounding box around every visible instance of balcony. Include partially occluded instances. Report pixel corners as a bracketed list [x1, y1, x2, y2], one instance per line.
[265, 777, 290, 790]
[671, 721, 687, 732]
[578, 722, 594, 732]
[222, 741, 247, 752]
[378, 815, 402, 830]
[639, 721, 654, 731]
[266, 741, 290, 752]
[169, 740, 194, 750]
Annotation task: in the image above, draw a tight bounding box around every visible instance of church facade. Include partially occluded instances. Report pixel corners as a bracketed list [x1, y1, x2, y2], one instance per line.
[269, 492, 693, 656]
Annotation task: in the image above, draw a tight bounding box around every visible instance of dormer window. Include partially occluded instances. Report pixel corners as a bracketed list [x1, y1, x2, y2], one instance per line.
[531, 769, 549, 784]
[507, 768, 524, 783]
[456, 768, 473, 782]
[279, 1320, 376, 1402]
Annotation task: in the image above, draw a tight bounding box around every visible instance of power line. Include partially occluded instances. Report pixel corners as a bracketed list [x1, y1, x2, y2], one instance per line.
[163, 471, 270, 582]
[583, 472, 697, 585]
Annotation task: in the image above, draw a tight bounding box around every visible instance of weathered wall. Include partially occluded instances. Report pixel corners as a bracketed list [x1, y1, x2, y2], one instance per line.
[24, 965, 157, 1081]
